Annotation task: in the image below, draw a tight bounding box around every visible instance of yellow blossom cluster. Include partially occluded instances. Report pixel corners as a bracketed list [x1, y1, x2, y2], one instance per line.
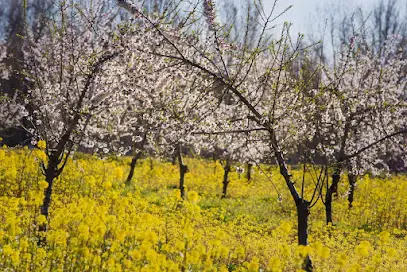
[0, 148, 406, 271]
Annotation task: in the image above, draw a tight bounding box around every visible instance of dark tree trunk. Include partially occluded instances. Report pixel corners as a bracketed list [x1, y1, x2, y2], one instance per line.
[348, 173, 357, 208]
[221, 159, 231, 199]
[37, 124, 79, 242]
[297, 200, 310, 245]
[126, 134, 147, 186]
[296, 199, 313, 271]
[176, 144, 188, 200]
[38, 156, 59, 245]
[40, 160, 58, 225]
[246, 163, 252, 182]
[270, 134, 313, 271]
[325, 167, 341, 224]
[125, 152, 141, 186]
[149, 157, 154, 170]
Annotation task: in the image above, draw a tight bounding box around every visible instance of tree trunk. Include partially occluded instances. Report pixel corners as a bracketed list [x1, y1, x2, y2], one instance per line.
[325, 168, 341, 224]
[296, 199, 313, 271]
[40, 162, 58, 223]
[125, 153, 141, 186]
[270, 134, 313, 271]
[126, 155, 138, 185]
[126, 134, 147, 186]
[246, 163, 252, 182]
[177, 144, 188, 200]
[149, 157, 154, 170]
[37, 130, 76, 241]
[221, 159, 231, 199]
[348, 173, 357, 208]
[38, 156, 59, 245]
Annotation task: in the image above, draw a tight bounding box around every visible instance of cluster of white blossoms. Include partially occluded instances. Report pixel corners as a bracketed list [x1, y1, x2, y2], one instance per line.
[0, 0, 404, 175]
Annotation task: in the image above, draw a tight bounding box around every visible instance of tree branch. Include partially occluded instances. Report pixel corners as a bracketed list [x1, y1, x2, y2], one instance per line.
[340, 128, 407, 162]
[192, 127, 267, 135]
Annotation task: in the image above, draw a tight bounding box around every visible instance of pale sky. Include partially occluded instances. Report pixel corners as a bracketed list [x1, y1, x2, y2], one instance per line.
[262, 0, 405, 37]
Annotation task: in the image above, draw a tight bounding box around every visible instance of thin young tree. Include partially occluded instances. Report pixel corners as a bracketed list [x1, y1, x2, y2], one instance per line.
[311, 36, 407, 224]
[2, 0, 130, 241]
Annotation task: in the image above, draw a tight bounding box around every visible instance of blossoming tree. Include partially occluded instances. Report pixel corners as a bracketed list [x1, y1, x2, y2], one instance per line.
[309, 36, 407, 224]
[1, 0, 132, 239]
[116, 0, 315, 269]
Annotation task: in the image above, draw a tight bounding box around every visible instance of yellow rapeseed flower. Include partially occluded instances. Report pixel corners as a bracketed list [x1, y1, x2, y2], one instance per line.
[247, 256, 259, 272]
[386, 247, 397, 258]
[320, 246, 330, 259]
[113, 167, 124, 180]
[219, 265, 229, 272]
[103, 181, 112, 190]
[279, 221, 292, 234]
[188, 190, 199, 203]
[2, 244, 14, 255]
[37, 215, 47, 225]
[296, 245, 311, 258]
[38, 180, 49, 189]
[355, 241, 371, 257]
[19, 238, 29, 252]
[379, 231, 391, 243]
[11, 251, 20, 266]
[0, 230, 5, 243]
[37, 140, 47, 150]
[268, 256, 282, 272]
[129, 249, 141, 260]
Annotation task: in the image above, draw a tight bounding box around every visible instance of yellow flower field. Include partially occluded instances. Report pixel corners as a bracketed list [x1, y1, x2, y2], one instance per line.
[0, 147, 406, 271]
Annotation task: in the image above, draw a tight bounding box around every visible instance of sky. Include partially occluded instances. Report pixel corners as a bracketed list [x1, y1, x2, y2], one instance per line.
[262, 0, 404, 38]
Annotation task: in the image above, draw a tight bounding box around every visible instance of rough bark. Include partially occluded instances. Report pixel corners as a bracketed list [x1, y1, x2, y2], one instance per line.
[125, 134, 147, 186]
[270, 134, 312, 270]
[348, 173, 357, 208]
[325, 167, 341, 224]
[125, 152, 141, 186]
[38, 155, 60, 245]
[221, 158, 231, 199]
[149, 157, 154, 170]
[246, 162, 252, 182]
[39, 159, 58, 225]
[296, 199, 313, 271]
[176, 144, 188, 200]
